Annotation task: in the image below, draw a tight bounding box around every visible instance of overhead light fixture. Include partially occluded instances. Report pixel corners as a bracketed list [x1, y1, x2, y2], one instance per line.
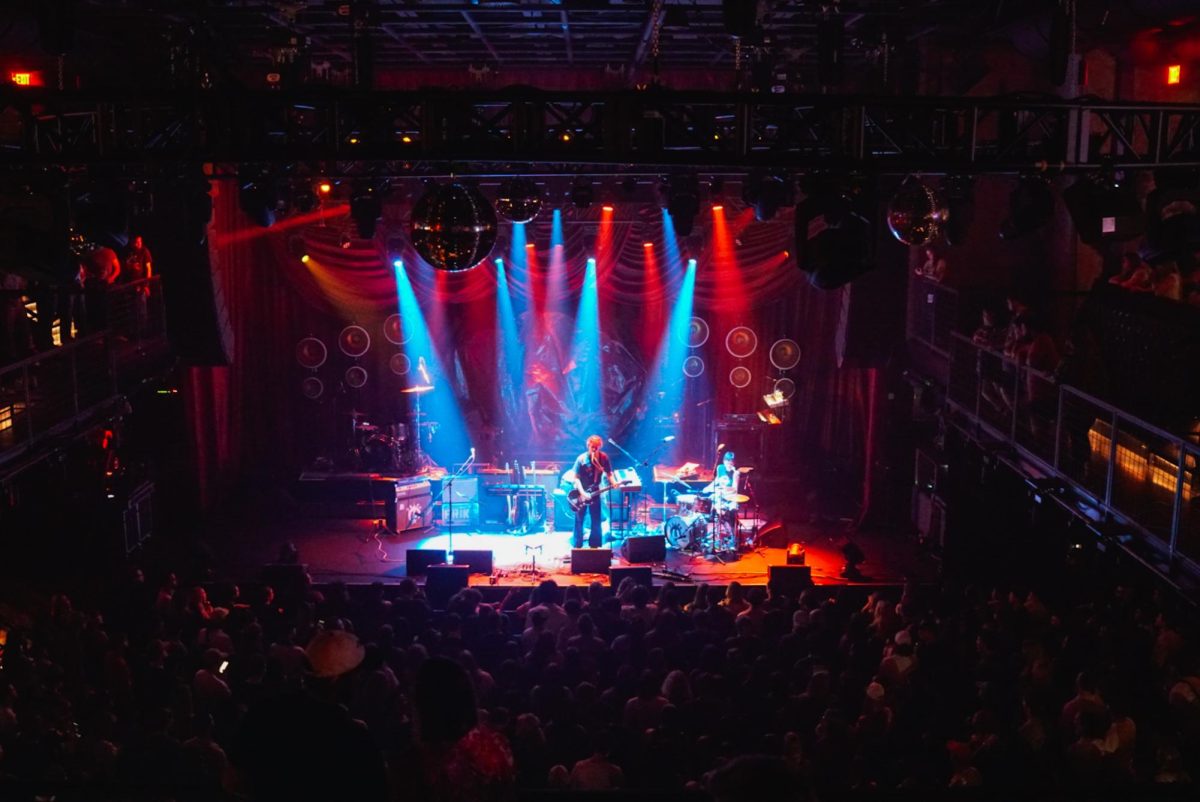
[999, 175, 1055, 240]
[743, 171, 792, 222]
[1167, 64, 1182, 86]
[350, 181, 384, 239]
[569, 177, 594, 210]
[238, 175, 278, 228]
[663, 174, 700, 236]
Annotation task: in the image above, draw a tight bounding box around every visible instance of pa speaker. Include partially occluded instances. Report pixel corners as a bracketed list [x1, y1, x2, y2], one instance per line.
[768, 565, 813, 596]
[621, 535, 666, 563]
[571, 548, 612, 574]
[451, 549, 493, 575]
[610, 566, 653, 589]
[406, 549, 447, 577]
[425, 564, 470, 609]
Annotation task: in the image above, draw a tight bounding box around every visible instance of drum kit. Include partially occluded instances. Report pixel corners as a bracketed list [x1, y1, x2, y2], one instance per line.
[663, 467, 756, 556]
[347, 384, 438, 473]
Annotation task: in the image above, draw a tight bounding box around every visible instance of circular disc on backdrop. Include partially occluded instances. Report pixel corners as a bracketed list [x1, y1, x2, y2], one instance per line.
[345, 365, 369, 389]
[383, 314, 409, 346]
[389, 352, 411, 376]
[725, 326, 758, 359]
[769, 338, 801, 371]
[338, 325, 371, 358]
[774, 377, 796, 400]
[295, 337, 328, 369]
[682, 355, 706, 378]
[729, 365, 752, 389]
[301, 376, 324, 400]
[679, 316, 710, 348]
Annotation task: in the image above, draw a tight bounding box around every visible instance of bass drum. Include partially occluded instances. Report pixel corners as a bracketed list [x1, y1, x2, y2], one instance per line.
[664, 515, 703, 550]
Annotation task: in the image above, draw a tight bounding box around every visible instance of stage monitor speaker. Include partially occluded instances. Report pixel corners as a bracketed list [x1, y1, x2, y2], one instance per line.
[768, 565, 813, 597]
[757, 520, 800, 549]
[395, 480, 433, 532]
[406, 549, 447, 577]
[425, 564, 470, 608]
[621, 535, 666, 563]
[451, 549, 493, 575]
[610, 566, 653, 589]
[571, 548, 612, 574]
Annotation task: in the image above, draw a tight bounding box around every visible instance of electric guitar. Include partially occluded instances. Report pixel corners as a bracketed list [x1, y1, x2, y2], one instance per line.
[567, 480, 632, 513]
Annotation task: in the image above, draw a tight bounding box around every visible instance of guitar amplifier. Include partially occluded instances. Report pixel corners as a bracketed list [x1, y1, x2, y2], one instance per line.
[395, 480, 432, 532]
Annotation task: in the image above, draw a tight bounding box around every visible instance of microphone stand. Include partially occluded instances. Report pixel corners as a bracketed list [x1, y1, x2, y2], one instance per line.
[708, 449, 725, 563]
[419, 448, 475, 563]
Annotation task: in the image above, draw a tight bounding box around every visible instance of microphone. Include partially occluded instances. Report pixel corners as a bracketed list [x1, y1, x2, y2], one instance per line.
[663, 435, 676, 442]
[470, 447, 476, 461]
[608, 437, 620, 447]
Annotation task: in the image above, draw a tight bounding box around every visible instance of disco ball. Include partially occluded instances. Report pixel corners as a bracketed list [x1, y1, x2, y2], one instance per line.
[410, 183, 498, 272]
[495, 177, 543, 224]
[887, 176, 949, 246]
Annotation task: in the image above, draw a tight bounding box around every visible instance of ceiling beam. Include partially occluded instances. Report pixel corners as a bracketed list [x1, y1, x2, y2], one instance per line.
[560, 10, 574, 66]
[460, 10, 503, 65]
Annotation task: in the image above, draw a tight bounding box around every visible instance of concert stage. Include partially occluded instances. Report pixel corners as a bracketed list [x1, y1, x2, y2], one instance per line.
[210, 514, 938, 591]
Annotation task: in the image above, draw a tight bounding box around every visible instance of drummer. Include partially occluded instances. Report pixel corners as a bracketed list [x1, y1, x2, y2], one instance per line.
[714, 451, 740, 511]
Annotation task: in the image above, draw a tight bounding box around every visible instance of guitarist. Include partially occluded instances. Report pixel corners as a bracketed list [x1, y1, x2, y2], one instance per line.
[572, 434, 616, 548]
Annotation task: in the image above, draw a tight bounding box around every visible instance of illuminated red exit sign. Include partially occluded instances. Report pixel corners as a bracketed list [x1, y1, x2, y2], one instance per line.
[9, 71, 44, 87]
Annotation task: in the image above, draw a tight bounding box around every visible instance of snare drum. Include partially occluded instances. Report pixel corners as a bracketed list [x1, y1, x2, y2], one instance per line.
[693, 495, 713, 515]
[676, 493, 697, 514]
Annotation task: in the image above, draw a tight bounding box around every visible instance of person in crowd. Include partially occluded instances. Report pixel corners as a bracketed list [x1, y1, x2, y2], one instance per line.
[1107, 251, 1143, 286]
[80, 244, 121, 334]
[1152, 261, 1183, 301]
[970, 306, 1005, 350]
[1115, 253, 1155, 292]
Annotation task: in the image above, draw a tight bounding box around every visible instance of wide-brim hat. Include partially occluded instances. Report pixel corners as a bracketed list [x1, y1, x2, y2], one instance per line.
[305, 630, 365, 678]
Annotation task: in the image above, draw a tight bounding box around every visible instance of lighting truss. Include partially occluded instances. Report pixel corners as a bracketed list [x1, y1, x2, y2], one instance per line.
[3, 88, 1200, 173]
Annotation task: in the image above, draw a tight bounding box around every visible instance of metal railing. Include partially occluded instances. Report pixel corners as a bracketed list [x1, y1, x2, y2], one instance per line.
[0, 277, 168, 467]
[948, 333, 1199, 570]
[907, 276, 960, 357]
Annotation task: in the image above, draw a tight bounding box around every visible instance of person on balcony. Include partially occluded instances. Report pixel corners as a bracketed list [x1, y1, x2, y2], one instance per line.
[81, 244, 121, 335]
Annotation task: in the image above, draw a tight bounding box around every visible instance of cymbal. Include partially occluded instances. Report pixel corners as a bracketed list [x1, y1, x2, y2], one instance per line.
[737, 466, 755, 473]
[402, 385, 435, 394]
[726, 493, 750, 503]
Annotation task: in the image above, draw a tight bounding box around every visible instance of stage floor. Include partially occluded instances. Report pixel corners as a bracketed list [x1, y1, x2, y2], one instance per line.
[209, 515, 938, 589]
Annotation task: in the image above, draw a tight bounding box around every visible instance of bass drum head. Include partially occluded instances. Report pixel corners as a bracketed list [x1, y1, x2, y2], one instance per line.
[663, 516, 694, 550]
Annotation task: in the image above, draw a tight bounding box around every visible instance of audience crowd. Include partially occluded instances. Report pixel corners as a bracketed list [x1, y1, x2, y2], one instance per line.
[1107, 252, 1200, 308]
[0, 556, 1198, 801]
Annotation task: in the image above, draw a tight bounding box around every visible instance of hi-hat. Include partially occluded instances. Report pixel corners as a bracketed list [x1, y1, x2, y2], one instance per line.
[402, 385, 435, 394]
[725, 493, 751, 503]
[737, 466, 755, 473]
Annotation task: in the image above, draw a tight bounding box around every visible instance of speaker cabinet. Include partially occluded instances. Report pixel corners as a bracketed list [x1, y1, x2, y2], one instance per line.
[610, 565, 653, 589]
[621, 535, 666, 563]
[425, 564, 470, 608]
[395, 480, 433, 532]
[451, 550, 493, 575]
[405, 549, 447, 577]
[571, 548, 612, 574]
[768, 565, 813, 596]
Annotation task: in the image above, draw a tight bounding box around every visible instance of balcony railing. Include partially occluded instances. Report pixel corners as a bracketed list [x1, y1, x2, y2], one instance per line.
[907, 276, 960, 358]
[0, 277, 168, 468]
[948, 333, 1200, 571]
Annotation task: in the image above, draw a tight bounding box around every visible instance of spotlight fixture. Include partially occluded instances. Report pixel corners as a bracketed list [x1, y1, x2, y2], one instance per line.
[350, 181, 384, 239]
[743, 171, 792, 222]
[569, 177, 594, 210]
[238, 175, 278, 228]
[317, 179, 333, 195]
[495, 177, 543, 224]
[662, 174, 700, 237]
